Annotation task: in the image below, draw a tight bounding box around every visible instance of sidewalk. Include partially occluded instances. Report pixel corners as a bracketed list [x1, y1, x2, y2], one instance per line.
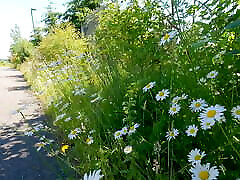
[0, 67, 60, 180]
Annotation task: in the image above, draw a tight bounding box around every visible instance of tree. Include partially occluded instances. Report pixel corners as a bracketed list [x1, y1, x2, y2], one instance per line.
[62, 0, 102, 31]
[30, 27, 45, 46]
[10, 24, 21, 43]
[9, 25, 33, 64]
[42, 4, 63, 33]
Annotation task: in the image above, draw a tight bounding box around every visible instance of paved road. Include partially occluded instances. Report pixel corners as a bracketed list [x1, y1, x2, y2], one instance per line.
[0, 67, 60, 180]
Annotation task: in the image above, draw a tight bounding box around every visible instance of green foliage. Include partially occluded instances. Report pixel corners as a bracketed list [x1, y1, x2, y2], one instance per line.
[9, 25, 34, 65]
[38, 24, 87, 62]
[30, 27, 45, 46]
[19, 0, 240, 179]
[42, 4, 63, 33]
[10, 38, 34, 65]
[63, 0, 101, 30]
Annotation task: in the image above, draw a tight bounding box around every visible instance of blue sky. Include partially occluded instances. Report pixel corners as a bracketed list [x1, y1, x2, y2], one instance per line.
[0, 0, 67, 59]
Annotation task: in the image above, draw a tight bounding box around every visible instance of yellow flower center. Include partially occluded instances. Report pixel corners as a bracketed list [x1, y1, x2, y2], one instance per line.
[86, 138, 91, 143]
[198, 170, 209, 180]
[171, 107, 177, 112]
[61, 145, 69, 153]
[195, 103, 201, 108]
[116, 132, 121, 136]
[164, 33, 170, 40]
[207, 110, 216, 118]
[206, 122, 211, 126]
[194, 154, 202, 160]
[36, 143, 45, 147]
[235, 109, 240, 115]
[159, 92, 164, 96]
[189, 129, 195, 134]
[146, 83, 151, 89]
[72, 130, 77, 135]
[169, 131, 174, 137]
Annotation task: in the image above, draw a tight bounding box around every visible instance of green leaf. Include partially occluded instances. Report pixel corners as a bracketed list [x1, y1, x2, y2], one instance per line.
[225, 19, 240, 29]
[191, 38, 209, 49]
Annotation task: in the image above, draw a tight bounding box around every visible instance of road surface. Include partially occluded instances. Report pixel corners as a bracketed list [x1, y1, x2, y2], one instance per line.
[0, 67, 60, 180]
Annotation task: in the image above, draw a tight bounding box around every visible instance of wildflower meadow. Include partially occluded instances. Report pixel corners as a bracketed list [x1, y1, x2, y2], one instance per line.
[9, 0, 240, 179]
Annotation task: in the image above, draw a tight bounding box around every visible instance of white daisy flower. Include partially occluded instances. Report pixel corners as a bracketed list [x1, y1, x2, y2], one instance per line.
[83, 169, 104, 180]
[47, 139, 54, 144]
[214, 104, 226, 122]
[68, 128, 80, 140]
[186, 125, 198, 137]
[188, 148, 206, 164]
[24, 131, 34, 136]
[231, 105, 240, 119]
[155, 89, 170, 101]
[199, 105, 225, 122]
[40, 136, 46, 141]
[90, 96, 102, 103]
[215, 104, 226, 112]
[143, 81, 156, 92]
[64, 117, 72, 122]
[61, 103, 70, 110]
[181, 93, 188, 100]
[128, 123, 140, 135]
[121, 127, 128, 135]
[190, 99, 208, 112]
[195, 66, 200, 71]
[114, 130, 123, 139]
[74, 88, 86, 96]
[89, 129, 96, 134]
[85, 136, 93, 145]
[171, 96, 181, 104]
[75, 128, 81, 133]
[207, 70, 218, 79]
[134, 123, 140, 128]
[35, 142, 46, 151]
[160, 31, 177, 45]
[198, 78, 206, 85]
[199, 77, 207, 83]
[218, 115, 226, 123]
[124, 145, 133, 154]
[200, 119, 215, 130]
[33, 124, 44, 131]
[165, 128, 179, 141]
[169, 104, 181, 115]
[190, 163, 219, 180]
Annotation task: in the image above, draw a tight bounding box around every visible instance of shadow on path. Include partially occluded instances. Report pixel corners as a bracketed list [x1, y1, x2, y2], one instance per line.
[8, 85, 30, 92]
[0, 115, 63, 180]
[6, 74, 24, 78]
[0, 67, 68, 180]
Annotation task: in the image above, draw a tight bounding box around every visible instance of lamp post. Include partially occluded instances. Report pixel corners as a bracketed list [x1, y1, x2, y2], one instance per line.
[31, 8, 36, 31]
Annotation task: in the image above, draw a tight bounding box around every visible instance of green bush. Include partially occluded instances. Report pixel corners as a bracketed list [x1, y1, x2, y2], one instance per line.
[38, 24, 87, 62]
[10, 38, 34, 65]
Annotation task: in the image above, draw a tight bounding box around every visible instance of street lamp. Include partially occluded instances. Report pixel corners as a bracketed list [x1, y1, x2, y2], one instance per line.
[31, 8, 36, 31]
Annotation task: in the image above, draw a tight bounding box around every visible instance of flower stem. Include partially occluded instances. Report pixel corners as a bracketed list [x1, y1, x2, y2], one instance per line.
[219, 124, 240, 159]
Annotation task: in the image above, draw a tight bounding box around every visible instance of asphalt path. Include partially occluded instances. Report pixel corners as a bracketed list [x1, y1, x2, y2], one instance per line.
[0, 67, 60, 180]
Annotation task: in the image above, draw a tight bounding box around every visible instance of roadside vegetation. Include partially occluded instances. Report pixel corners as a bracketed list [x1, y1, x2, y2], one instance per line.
[9, 0, 240, 179]
[0, 59, 14, 67]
